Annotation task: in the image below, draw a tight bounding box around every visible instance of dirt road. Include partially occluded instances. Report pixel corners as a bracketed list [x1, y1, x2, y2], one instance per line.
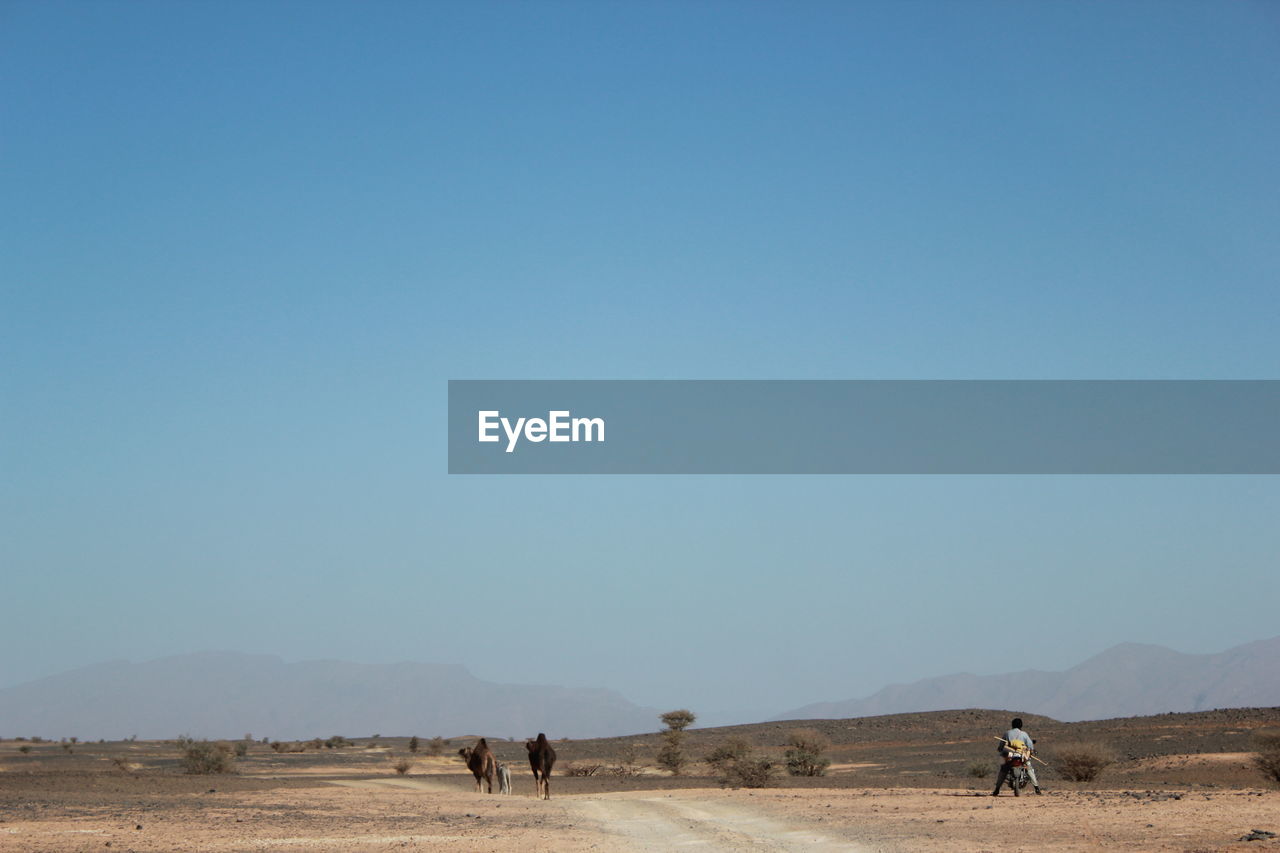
[3, 772, 1277, 851]
[572, 791, 870, 851]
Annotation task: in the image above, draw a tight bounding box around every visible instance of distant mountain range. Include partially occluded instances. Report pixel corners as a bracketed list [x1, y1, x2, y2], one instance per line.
[0, 652, 658, 741]
[4, 638, 1276, 742]
[775, 636, 1280, 722]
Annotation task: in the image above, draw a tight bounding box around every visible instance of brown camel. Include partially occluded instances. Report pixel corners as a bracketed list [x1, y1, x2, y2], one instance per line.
[458, 737, 496, 793]
[525, 732, 556, 799]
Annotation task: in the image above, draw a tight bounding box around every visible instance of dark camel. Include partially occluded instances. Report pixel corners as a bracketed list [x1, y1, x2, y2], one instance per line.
[525, 732, 556, 799]
[458, 737, 496, 793]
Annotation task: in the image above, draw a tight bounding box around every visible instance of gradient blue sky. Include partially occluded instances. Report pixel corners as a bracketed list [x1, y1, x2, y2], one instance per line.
[2, 1, 1278, 722]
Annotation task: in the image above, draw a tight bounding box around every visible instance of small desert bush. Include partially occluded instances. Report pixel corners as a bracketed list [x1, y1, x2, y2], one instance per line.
[18, 745, 31, 754]
[270, 740, 306, 753]
[606, 764, 644, 777]
[967, 760, 992, 779]
[784, 728, 831, 777]
[324, 735, 353, 749]
[180, 740, 236, 774]
[1049, 742, 1113, 782]
[704, 737, 753, 773]
[392, 758, 412, 775]
[426, 737, 446, 757]
[619, 741, 641, 770]
[233, 740, 250, 757]
[1252, 731, 1280, 784]
[559, 762, 602, 777]
[721, 756, 779, 788]
[408, 736, 420, 753]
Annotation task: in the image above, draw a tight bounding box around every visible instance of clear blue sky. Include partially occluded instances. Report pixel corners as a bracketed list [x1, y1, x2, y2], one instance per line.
[2, 0, 1278, 721]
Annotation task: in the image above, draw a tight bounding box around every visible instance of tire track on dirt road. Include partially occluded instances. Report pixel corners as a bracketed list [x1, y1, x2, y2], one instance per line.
[573, 792, 874, 851]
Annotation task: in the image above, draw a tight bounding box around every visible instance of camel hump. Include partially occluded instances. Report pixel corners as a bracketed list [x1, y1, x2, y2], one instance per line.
[477, 737, 488, 748]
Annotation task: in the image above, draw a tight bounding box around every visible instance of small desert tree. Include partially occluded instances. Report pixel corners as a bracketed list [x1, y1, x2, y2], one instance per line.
[408, 736, 420, 754]
[656, 709, 696, 776]
[426, 736, 446, 757]
[784, 728, 831, 777]
[661, 710, 696, 732]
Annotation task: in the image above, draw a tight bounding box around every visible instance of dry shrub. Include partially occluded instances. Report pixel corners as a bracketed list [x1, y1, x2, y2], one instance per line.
[180, 740, 236, 774]
[606, 764, 644, 777]
[1049, 742, 1113, 782]
[619, 742, 641, 768]
[270, 741, 306, 753]
[721, 756, 779, 788]
[1253, 731, 1280, 784]
[784, 728, 831, 777]
[559, 762, 602, 777]
[967, 760, 992, 778]
[392, 758, 412, 775]
[704, 737, 753, 773]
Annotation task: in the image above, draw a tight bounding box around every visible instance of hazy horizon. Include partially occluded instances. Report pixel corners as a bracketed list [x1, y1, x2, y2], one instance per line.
[4, 633, 1277, 729]
[3, 3, 1278, 720]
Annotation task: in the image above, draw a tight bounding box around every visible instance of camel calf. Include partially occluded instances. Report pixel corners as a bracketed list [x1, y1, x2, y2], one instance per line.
[458, 738, 496, 793]
[525, 732, 556, 800]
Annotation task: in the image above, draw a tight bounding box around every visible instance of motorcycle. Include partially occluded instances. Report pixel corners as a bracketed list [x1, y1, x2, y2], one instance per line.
[1003, 750, 1031, 796]
[995, 739, 1033, 796]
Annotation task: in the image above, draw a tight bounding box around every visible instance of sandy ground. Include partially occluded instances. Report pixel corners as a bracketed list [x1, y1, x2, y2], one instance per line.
[2, 774, 1277, 852]
[5, 713, 1280, 853]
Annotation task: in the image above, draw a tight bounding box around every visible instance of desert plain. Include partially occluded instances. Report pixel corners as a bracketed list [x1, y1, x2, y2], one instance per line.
[2, 708, 1278, 852]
